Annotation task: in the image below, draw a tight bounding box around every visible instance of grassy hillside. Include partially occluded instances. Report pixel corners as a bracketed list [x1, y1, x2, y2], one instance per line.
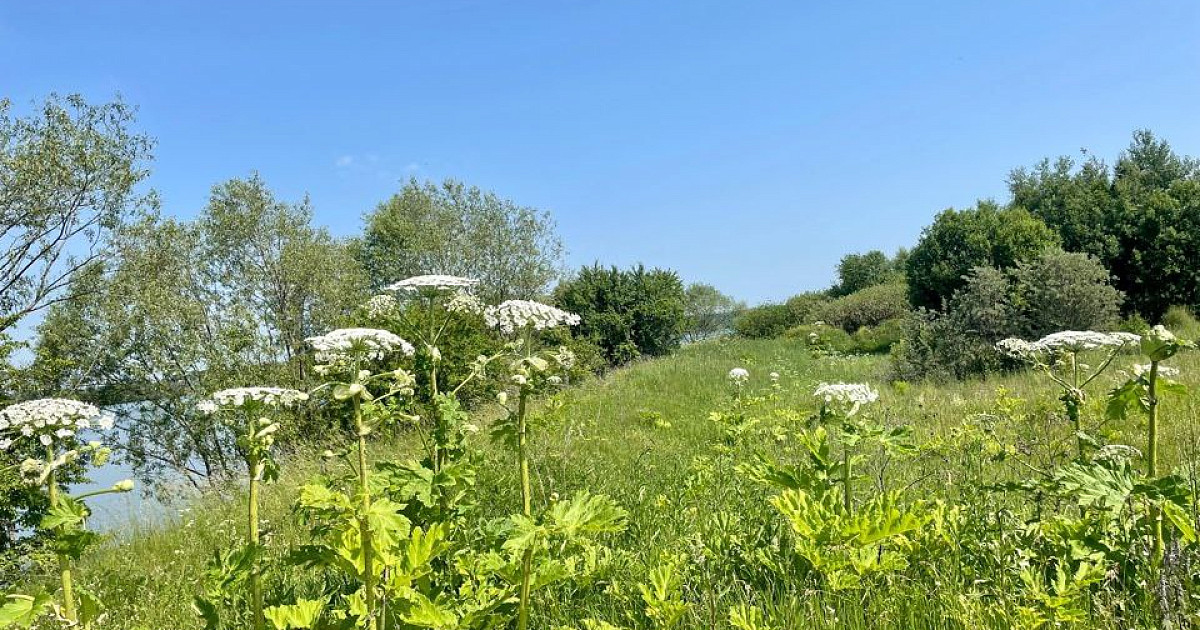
[59, 336, 1200, 628]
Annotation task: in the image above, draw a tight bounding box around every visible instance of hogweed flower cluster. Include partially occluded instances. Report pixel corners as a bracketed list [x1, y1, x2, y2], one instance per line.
[385, 274, 480, 294]
[200, 387, 309, 413]
[485, 300, 581, 335]
[728, 368, 750, 385]
[0, 398, 114, 451]
[363, 294, 399, 320]
[306, 328, 415, 364]
[997, 331, 1140, 360]
[814, 382, 880, 408]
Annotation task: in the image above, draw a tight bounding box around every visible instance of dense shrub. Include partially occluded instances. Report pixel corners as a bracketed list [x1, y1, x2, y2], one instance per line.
[905, 201, 1059, 310]
[787, 318, 903, 354]
[1162, 305, 1199, 332]
[553, 264, 686, 365]
[850, 317, 906, 353]
[1011, 250, 1122, 338]
[734, 291, 830, 339]
[891, 267, 1021, 381]
[813, 281, 910, 333]
[733, 303, 797, 339]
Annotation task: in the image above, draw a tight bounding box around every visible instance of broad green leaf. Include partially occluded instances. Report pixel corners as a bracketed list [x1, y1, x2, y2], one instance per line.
[264, 599, 324, 629]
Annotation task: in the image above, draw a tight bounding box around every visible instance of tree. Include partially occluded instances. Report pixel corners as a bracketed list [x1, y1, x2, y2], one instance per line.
[0, 94, 154, 334]
[682, 283, 743, 341]
[27, 175, 368, 488]
[358, 178, 564, 302]
[905, 201, 1059, 310]
[1011, 131, 1200, 320]
[832, 250, 902, 296]
[1011, 249, 1123, 338]
[553, 264, 686, 365]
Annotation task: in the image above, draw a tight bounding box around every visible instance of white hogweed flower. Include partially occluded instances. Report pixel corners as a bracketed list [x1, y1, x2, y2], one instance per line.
[728, 368, 750, 384]
[306, 328, 415, 363]
[999, 331, 1140, 359]
[445, 290, 485, 315]
[0, 399, 114, 451]
[364, 294, 399, 319]
[814, 382, 879, 406]
[204, 387, 309, 411]
[385, 274, 480, 294]
[1133, 363, 1181, 378]
[484, 300, 581, 335]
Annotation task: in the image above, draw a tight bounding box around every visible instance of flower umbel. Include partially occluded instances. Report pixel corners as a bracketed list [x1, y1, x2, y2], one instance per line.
[0, 398, 114, 451]
[385, 274, 480, 294]
[306, 328, 415, 363]
[484, 300, 581, 335]
[814, 382, 879, 407]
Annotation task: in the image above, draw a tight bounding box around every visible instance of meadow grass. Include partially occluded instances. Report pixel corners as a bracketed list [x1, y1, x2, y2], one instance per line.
[71, 335, 1200, 629]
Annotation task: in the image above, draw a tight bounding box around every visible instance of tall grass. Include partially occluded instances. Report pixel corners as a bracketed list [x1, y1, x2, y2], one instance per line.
[70, 335, 1200, 628]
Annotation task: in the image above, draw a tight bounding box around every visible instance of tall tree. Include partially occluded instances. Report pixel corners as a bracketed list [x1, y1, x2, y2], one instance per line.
[0, 94, 154, 334]
[682, 283, 743, 341]
[27, 175, 368, 488]
[358, 178, 564, 302]
[905, 201, 1059, 310]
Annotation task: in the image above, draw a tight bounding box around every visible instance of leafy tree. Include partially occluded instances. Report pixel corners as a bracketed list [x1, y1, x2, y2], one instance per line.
[905, 201, 1059, 310]
[26, 175, 367, 488]
[682, 283, 743, 341]
[832, 250, 902, 296]
[1011, 249, 1123, 338]
[358, 178, 564, 302]
[1009, 155, 1118, 262]
[0, 94, 154, 334]
[553, 264, 686, 365]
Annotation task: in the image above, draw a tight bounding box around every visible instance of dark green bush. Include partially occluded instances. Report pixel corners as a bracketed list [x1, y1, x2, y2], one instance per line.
[813, 281, 910, 333]
[786, 318, 904, 355]
[1011, 249, 1122, 337]
[553, 264, 686, 366]
[733, 303, 798, 339]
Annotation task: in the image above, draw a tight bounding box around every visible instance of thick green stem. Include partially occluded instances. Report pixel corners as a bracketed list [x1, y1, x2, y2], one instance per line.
[354, 398, 378, 630]
[1066, 398, 1083, 462]
[1148, 361, 1163, 560]
[843, 445, 853, 517]
[248, 455, 264, 630]
[517, 389, 532, 630]
[46, 450, 76, 624]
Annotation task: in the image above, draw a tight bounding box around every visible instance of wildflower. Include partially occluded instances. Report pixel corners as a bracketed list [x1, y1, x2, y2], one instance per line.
[1033, 331, 1139, 353]
[728, 368, 750, 384]
[0, 399, 114, 451]
[112, 479, 135, 493]
[1142, 325, 1185, 362]
[445, 290, 485, 315]
[305, 328, 415, 363]
[385, 274, 480, 293]
[769, 372, 780, 381]
[204, 387, 308, 410]
[484, 300, 580, 335]
[1133, 363, 1180, 378]
[363, 294, 399, 319]
[814, 382, 879, 406]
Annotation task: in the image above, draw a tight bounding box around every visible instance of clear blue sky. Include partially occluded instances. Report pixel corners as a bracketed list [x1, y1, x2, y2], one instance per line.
[4, 1, 1199, 304]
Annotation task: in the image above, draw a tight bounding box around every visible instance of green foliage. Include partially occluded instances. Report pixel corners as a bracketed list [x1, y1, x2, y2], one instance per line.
[1162, 305, 1199, 333]
[682, 283, 743, 341]
[1011, 249, 1123, 338]
[554, 264, 686, 365]
[832, 250, 905, 296]
[905, 201, 1059, 310]
[358, 178, 564, 302]
[812, 281, 910, 333]
[733, 303, 797, 339]
[0, 94, 154, 335]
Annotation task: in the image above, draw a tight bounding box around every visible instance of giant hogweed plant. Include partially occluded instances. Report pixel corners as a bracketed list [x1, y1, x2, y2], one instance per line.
[997, 330, 1141, 461]
[485, 299, 628, 630]
[193, 387, 308, 630]
[0, 399, 133, 629]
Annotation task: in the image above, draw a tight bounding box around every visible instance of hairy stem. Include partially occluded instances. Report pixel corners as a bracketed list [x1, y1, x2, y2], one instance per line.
[517, 388, 533, 630]
[248, 452, 263, 630]
[1148, 360, 1163, 560]
[355, 397, 378, 630]
[46, 446, 76, 624]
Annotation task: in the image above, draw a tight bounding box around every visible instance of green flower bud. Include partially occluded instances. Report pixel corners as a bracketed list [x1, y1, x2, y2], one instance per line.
[1142, 325, 1182, 362]
[112, 479, 135, 493]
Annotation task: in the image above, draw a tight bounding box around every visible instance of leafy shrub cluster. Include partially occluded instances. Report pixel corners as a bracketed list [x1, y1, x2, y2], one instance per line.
[892, 250, 1123, 381]
[554, 264, 687, 366]
[733, 292, 830, 339]
[812, 281, 909, 333]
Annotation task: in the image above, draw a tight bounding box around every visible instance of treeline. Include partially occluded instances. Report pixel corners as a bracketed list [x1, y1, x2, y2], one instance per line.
[736, 130, 1200, 380]
[0, 94, 741, 513]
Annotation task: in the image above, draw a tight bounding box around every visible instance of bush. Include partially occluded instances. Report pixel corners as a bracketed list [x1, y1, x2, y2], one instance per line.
[812, 282, 910, 333]
[785, 322, 854, 352]
[553, 264, 686, 366]
[905, 201, 1059, 310]
[1011, 250, 1122, 337]
[850, 317, 906, 354]
[786, 318, 904, 355]
[733, 303, 797, 339]
[890, 268, 1021, 381]
[1162, 305, 1199, 332]
[682, 283, 743, 341]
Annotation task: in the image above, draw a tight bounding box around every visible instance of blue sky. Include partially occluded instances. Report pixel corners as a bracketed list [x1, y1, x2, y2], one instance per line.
[4, 1, 1200, 304]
